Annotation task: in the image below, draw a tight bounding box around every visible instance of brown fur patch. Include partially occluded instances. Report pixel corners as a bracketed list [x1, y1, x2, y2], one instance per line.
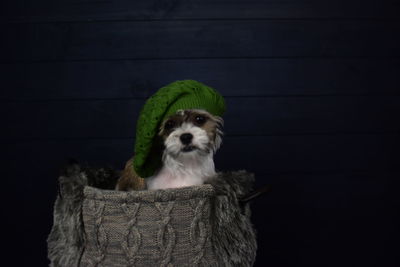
[115, 157, 146, 191]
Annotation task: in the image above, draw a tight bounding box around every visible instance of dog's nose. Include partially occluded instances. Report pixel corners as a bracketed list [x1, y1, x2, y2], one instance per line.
[180, 133, 193, 145]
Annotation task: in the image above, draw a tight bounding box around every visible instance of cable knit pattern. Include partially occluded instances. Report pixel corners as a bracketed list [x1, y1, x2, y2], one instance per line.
[86, 198, 107, 267]
[189, 198, 208, 266]
[120, 194, 141, 266]
[155, 201, 176, 267]
[79, 185, 217, 266]
[48, 167, 257, 267]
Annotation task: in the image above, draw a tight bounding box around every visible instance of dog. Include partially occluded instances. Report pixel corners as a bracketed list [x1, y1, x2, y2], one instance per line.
[116, 108, 224, 191]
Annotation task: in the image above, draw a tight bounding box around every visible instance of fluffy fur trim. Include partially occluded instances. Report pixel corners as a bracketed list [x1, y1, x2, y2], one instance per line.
[47, 163, 120, 266]
[47, 163, 257, 266]
[206, 170, 257, 267]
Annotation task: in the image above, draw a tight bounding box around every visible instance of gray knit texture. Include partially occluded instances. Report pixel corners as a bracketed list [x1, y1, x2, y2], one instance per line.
[47, 165, 257, 266]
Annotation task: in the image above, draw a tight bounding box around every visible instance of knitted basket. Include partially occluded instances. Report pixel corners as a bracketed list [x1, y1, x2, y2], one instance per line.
[47, 166, 257, 267]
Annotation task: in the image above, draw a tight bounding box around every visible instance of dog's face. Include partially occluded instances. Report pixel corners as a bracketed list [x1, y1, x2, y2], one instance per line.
[158, 109, 224, 159]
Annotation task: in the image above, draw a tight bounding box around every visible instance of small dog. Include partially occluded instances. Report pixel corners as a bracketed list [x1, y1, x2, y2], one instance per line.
[116, 108, 224, 190]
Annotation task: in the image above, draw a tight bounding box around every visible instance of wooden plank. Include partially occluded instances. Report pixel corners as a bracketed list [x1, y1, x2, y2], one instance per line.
[1, 20, 399, 61]
[3, 134, 399, 175]
[1, 0, 399, 22]
[1, 96, 399, 139]
[217, 134, 400, 173]
[251, 171, 400, 266]
[1, 58, 399, 99]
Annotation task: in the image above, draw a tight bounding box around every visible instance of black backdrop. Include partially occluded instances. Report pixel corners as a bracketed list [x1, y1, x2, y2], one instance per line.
[1, 0, 400, 266]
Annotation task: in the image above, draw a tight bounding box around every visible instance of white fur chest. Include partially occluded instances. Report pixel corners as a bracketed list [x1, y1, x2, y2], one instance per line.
[146, 153, 216, 190]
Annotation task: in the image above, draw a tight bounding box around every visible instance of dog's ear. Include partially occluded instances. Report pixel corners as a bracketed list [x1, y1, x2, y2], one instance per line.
[214, 133, 223, 152]
[213, 116, 224, 152]
[115, 157, 146, 191]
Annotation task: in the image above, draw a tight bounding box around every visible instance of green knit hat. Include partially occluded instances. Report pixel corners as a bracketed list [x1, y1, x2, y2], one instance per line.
[133, 80, 226, 178]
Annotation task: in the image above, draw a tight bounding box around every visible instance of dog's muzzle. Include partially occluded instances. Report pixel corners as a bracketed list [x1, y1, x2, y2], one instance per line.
[180, 133, 197, 152]
[180, 133, 193, 145]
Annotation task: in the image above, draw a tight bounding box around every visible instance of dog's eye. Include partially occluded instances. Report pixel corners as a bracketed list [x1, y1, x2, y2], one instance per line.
[195, 115, 207, 125]
[164, 120, 176, 130]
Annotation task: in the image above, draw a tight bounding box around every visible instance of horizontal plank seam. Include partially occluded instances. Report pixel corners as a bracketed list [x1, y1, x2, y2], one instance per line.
[1, 94, 400, 103]
[1, 17, 400, 25]
[254, 170, 400, 176]
[2, 131, 399, 143]
[2, 55, 400, 64]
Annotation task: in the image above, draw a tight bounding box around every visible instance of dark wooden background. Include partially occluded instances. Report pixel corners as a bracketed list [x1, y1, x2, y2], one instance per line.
[1, 0, 399, 266]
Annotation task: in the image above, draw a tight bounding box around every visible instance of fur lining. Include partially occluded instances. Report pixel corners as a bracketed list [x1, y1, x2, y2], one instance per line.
[47, 164, 257, 266]
[207, 171, 257, 267]
[47, 164, 87, 267]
